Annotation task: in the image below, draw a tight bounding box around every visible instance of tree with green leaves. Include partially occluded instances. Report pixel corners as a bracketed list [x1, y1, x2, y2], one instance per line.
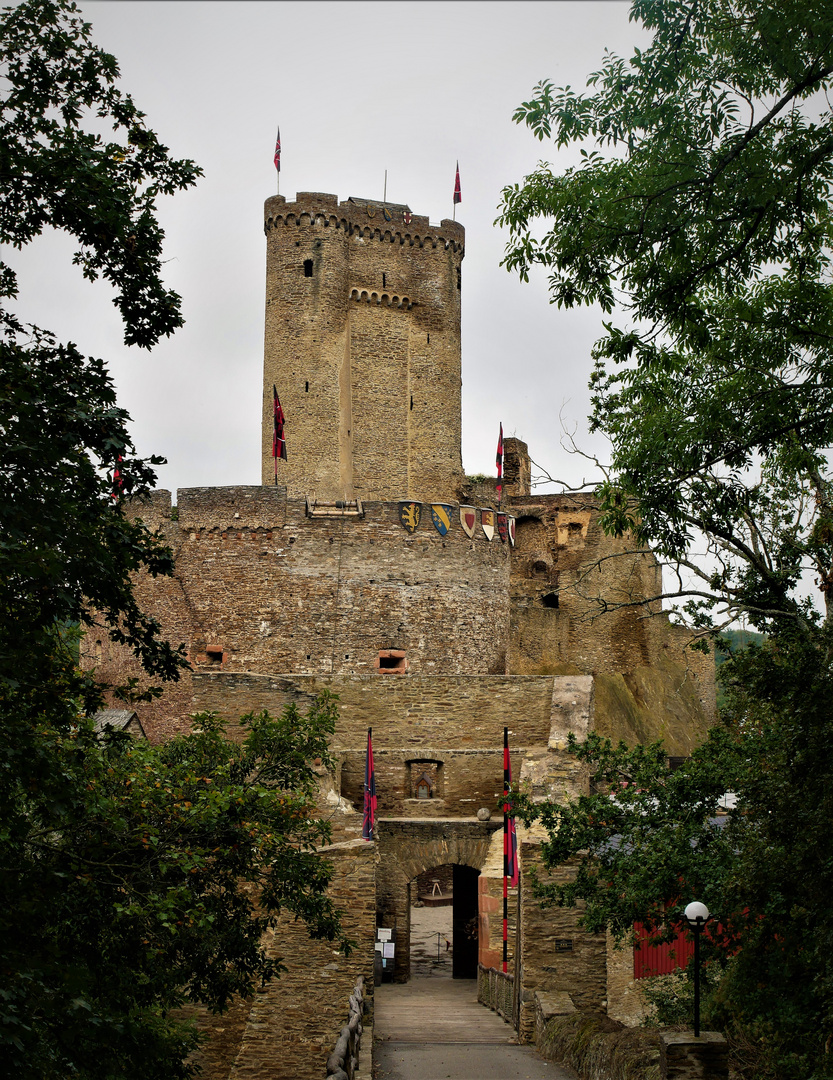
[499, 0, 833, 634]
[500, 2, 833, 1075]
[0, 3, 347, 1075]
[5, 699, 349, 1079]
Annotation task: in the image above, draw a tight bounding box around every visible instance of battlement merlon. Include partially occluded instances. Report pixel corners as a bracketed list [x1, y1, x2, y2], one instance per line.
[264, 193, 465, 251]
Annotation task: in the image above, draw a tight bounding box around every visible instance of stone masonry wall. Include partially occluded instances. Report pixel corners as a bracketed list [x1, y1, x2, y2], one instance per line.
[517, 841, 607, 1044]
[189, 839, 376, 1080]
[261, 193, 465, 502]
[91, 488, 511, 741]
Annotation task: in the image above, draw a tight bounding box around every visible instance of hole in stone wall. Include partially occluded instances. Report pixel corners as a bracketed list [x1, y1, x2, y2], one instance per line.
[303, 259, 313, 277]
[382, 272, 386, 287]
[305, 381, 309, 392]
[377, 650, 407, 673]
[541, 592, 559, 609]
[410, 396, 414, 411]
[456, 266, 461, 291]
[206, 646, 223, 664]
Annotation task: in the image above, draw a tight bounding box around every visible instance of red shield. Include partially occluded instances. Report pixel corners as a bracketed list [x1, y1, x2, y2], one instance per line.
[508, 516, 516, 546]
[460, 505, 476, 538]
[497, 513, 508, 543]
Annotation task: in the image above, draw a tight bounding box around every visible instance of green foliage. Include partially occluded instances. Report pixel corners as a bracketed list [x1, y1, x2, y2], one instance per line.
[0, 0, 201, 697]
[0, 4, 348, 1077]
[498, 0, 833, 633]
[502, 3, 833, 1074]
[0, 696, 348, 1079]
[515, 626, 833, 1078]
[0, 0, 201, 348]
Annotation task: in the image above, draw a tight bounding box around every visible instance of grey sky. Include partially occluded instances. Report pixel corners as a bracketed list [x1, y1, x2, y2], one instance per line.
[8, 1, 648, 496]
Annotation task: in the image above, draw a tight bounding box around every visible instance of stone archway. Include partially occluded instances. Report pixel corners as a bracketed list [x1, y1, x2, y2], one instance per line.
[375, 819, 502, 982]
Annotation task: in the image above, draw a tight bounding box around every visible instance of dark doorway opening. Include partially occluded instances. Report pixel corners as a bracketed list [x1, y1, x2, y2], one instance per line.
[452, 865, 479, 979]
[408, 863, 480, 980]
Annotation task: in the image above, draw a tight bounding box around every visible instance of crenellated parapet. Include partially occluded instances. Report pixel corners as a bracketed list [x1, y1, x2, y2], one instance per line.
[264, 192, 465, 253]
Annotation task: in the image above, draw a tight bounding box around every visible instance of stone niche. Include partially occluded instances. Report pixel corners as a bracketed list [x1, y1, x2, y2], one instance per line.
[405, 759, 444, 802]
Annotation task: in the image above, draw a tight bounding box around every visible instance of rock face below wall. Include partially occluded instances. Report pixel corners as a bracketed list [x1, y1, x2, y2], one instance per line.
[547, 661, 710, 757]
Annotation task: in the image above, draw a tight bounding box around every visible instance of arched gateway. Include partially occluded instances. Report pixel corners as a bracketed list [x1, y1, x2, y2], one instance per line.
[375, 819, 502, 982]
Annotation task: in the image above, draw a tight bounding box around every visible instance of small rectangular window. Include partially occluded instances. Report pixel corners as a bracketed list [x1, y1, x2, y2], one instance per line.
[377, 650, 407, 673]
[303, 259, 313, 277]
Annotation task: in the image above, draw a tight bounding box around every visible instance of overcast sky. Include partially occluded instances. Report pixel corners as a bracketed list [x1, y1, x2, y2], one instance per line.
[9, 0, 650, 497]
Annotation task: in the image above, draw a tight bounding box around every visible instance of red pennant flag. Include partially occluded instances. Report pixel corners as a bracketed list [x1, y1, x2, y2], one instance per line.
[272, 385, 287, 483]
[273, 126, 281, 172]
[453, 161, 461, 205]
[496, 422, 504, 504]
[362, 728, 377, 841]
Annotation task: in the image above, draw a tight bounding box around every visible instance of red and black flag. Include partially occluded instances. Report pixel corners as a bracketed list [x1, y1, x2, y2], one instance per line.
[496, 422, 504, 504]
[506, 743, 519, 888]
[111, 454, 123, 502]
[362, 727, 377, 841]
[274, 126, 281, 172]
[453, 161, 462, 205]
[503, 726, 519, 973]
[272, 385, 287, 483]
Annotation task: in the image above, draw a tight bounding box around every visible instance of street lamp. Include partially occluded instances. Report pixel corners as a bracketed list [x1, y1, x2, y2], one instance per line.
[684, 901, 710, 1037]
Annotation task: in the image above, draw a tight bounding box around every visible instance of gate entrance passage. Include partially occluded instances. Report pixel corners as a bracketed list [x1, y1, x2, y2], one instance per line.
[376, 818, 502, 982]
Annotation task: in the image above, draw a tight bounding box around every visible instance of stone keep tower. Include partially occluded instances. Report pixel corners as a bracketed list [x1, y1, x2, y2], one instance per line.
[261, 192, 466, 502]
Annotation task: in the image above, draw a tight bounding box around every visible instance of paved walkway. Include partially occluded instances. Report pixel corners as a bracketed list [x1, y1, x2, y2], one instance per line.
[373, 978, 577, 1080]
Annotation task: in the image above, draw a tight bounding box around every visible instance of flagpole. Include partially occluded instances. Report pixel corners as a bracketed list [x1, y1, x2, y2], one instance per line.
[503, 725, 509, 974]
[383, 169, 387, 206]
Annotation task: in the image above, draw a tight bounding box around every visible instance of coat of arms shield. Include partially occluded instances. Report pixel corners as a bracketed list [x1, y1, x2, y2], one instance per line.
[496, 512, 508, 543]
[481, 509, 496, 541]
[460, 505, 477, 538]
[430, 504, 454, 537]
[508, 516, 516, 546]
[398, 501, 421, 533]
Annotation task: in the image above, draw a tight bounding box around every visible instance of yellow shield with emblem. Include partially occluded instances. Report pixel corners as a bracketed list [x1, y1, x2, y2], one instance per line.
[398, 501, 421, 533]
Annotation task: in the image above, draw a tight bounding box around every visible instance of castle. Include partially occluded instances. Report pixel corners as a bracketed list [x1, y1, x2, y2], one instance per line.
[91, 190, 714, 1078]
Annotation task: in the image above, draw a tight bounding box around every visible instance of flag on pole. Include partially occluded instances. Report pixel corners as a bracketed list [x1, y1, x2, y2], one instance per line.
[496, 422, 504, 505]
[507, 747, 519, 888]
[362, 727, 377, 841]
[274, 126, 281, 172]
[111, 454, 123, 502]
[272, 385, 287, 484]
[453, 161, 461, 205]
